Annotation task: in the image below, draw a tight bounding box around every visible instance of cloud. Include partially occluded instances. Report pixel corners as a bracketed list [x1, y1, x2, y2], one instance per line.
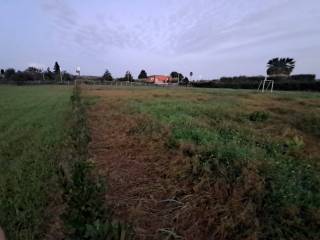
[40, 0, 147, 56]
[41, 0, 78, 27]
[35, 0, 320, 76]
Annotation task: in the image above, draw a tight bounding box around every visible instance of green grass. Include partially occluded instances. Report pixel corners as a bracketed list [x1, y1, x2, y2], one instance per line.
[0, 86, 72, 240]
[2, 85, 319, 239]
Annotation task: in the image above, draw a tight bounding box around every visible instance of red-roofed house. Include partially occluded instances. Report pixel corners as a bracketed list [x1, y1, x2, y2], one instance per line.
[145, 75, 172, 85]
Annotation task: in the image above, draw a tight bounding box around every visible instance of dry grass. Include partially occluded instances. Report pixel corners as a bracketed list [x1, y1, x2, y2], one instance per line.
[84, 87, 320, 240]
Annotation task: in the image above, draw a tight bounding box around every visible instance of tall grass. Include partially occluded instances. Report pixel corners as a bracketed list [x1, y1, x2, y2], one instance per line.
[0, 86, 71, 240]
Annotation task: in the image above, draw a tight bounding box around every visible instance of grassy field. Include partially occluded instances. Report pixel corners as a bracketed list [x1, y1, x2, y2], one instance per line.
[0, 86, 71, 240]
[1, 85, 319, 240]
[85, 87, 320, 240]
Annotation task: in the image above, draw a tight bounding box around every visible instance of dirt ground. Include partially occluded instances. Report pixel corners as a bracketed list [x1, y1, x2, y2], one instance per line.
[86, 89, 193, 239]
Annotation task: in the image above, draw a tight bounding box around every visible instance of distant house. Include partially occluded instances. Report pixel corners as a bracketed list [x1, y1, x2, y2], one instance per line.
[145, 75, 172, 85]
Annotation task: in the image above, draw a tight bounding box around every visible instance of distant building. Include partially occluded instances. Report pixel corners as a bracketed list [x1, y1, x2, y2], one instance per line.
[145, 75, 173, 85]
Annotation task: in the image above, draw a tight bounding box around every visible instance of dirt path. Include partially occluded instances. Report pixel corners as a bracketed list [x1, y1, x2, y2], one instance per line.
[86, 91, 190, 239]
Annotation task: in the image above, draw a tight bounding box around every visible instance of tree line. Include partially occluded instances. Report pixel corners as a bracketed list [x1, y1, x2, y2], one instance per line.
[1, 57, 317, 90]
[101, 69, 190, 85]
[0, 65, 190, 85]
[0, 62, 74, 82]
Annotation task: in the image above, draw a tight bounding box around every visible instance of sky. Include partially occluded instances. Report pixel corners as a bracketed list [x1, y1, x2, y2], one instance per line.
[0, 0, 320, 79]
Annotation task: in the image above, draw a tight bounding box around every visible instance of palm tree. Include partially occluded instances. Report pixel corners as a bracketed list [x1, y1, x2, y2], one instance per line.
[267, 58, 295, 76]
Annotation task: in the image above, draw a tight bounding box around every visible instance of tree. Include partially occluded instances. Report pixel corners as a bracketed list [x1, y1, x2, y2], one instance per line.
[170, 71, 184, 82]
[138, 70, 147, 79]
[10, 71, 35, 82]
[25, 67, 42, 73]
[180, 77, 189, 85]
[170, 71, 179, 79]
[4, 68, 15, 79]
[102, 69, 113, 81]
[178, 73, 184, 81]
[54, 62, 62, 81]
[0, 69, 4, 75]
[124, 71, 134, 82]
[62, 71, 74, 81]
[45, 67, 54, 80]
[267, 58, 295, 76]
[54, 61, 61, 74]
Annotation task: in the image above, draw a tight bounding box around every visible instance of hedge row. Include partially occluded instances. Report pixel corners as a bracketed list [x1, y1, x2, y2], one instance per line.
[192, 81, 320, 91]
[0, 71, 75, 82]
[219, 74, 316, 83]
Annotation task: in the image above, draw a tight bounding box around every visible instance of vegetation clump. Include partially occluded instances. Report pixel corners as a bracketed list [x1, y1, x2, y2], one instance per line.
[249, 111, 270, 122]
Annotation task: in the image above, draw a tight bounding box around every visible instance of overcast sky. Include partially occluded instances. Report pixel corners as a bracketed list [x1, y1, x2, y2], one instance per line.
[1, 0, 319, 79]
